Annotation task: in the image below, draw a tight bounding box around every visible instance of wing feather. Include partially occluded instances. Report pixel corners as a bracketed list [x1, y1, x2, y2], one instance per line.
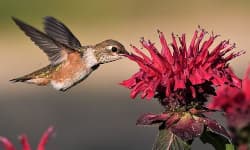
[12, 17, 68, 65]
[43, 16, 82, 50]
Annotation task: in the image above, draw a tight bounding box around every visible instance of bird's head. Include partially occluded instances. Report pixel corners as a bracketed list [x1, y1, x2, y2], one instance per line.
[94, 39, 128, 64]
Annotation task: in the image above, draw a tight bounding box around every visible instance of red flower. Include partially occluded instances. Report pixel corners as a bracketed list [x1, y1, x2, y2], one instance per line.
[209, 65, 250, 150]
[208, 65, 250, 129]
[120, 28, 244, 147]
[0, 127, 54, 150]
[121, 28, 243, 108]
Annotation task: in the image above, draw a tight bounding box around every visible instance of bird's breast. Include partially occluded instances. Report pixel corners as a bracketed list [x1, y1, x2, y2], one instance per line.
[84, 48, 98, 68]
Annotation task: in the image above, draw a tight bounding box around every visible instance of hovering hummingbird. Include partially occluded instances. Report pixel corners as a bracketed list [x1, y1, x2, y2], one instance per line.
[10, 16, 128, 91]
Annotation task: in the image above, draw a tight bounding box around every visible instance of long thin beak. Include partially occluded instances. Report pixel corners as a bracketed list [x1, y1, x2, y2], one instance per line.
[122, 50, 130, 56]
[119, 53, 130, 57]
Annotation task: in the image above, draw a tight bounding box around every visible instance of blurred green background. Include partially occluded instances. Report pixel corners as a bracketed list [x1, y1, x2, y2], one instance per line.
[0, 0, 249, 149]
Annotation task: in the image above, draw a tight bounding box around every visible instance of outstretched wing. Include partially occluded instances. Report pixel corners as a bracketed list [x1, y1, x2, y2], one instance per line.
[43, 16, 82, 50]
[12, 17, 71, 65]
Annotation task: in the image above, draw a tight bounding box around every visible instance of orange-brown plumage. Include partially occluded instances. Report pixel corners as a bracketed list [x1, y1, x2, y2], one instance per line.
[51, 52, 85, 82]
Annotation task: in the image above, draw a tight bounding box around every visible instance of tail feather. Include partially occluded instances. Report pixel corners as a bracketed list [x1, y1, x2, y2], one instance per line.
[10, 65, 53, 84]
[10, 76, 32, 83]
[10, 76, 50, 86]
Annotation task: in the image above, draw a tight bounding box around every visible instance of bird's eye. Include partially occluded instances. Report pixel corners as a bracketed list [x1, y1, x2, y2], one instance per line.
[111, 47, 118, 52]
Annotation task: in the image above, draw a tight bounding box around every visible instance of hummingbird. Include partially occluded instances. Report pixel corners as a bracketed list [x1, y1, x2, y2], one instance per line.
[10, 16, 128, 91]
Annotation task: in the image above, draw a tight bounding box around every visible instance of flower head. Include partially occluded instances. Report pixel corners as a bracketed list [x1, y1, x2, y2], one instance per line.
[120, 28, 245, 147]
[208, 65, 250, 129]
[121, 28, 243, 109]
[0, 127, 54, 150]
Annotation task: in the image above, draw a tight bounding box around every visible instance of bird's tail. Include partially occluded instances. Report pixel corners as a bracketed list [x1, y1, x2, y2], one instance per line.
[10, 74, 50, 86]
[10, 75, 32, 83]
[10, 65, 53, 85]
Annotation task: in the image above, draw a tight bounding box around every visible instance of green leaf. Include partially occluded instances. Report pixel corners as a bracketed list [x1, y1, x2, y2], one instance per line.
[225, 144, 235, 150]
[200, 130, 231, 150]
[153, 129, 191, 150]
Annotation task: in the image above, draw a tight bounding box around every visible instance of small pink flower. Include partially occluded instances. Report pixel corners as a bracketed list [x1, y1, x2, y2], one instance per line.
[0, 127, 54, 150]
[121, 28, 243, 108]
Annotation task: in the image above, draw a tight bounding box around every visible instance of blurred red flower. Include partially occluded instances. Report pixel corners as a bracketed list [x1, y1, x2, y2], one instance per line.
[208, 65, 250, 129]
[0, 127, 54, 150]
[208, 65, 250, 150]
[121, 28, 243, 108]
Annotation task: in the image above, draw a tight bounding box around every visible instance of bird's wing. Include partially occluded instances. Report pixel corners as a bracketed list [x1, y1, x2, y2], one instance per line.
[12, 17, 73, 65]
[43, 16, 82, 51]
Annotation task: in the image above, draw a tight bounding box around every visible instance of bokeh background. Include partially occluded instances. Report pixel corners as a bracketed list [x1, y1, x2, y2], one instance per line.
[0, 0, 249, 149]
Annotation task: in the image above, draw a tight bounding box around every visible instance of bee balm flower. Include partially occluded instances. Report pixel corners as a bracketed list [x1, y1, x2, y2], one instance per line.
[0, 127, 54, 150]
[121, 28, 244, 148]
[121, 28, 243, 109]
[208, 65, 250, 149]
[209, 65, 250, 128]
